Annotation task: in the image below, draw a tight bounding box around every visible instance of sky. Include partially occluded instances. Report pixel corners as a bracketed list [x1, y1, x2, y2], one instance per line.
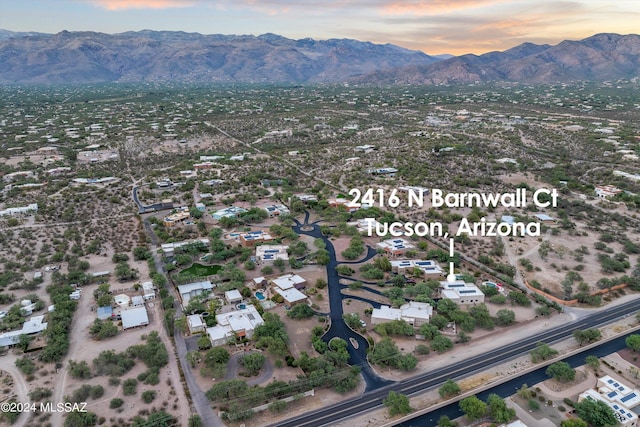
[0, 0, 638, 55]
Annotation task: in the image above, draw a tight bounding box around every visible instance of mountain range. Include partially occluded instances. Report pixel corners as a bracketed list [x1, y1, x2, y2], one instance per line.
[0, 30, 638, 85]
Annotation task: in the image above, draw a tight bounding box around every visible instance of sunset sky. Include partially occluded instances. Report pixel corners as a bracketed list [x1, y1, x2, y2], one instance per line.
[1, 0, 638, 55]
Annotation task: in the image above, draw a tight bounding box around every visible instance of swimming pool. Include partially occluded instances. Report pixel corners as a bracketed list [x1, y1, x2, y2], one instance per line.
[255, 291, 266, 301]
[236, 303, 247, 310]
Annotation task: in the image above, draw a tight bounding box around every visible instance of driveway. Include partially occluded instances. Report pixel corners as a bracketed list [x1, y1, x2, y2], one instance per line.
[224, 350, 274, 386]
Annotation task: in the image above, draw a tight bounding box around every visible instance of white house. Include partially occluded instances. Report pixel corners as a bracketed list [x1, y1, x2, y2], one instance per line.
[113, 294, 130, 308]
[376, 238, 415, 257]
[271, 273, 306, 290]
[187, 314, 206, 334]
[161, 238, 210, 257]
[371, 302, 432, 327]
[178, 281, 214, 306]
[256, 245, 289, 264]
[391, 260, 444, 277]
[578, 375, 640, 427]
[0, 203, 38, 217]
[141, 281, 156, 301]
[206, 304, 264, 347]
[595, 185, 622, 199]
[262, 204, 290, 218]
[225, 289, 243, 304]
[0, 315, 48, 348]
[271, 274, 308, 306]
[440, 280, 485, 304]
[121, 306, 149, 330]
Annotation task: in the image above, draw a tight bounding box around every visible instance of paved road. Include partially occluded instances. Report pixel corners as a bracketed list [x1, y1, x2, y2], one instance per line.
[293, 216, 391, 391]
[269, 298, 640, 427]
[132, 184, 171, 214]
[292, 213, 392, 392]
[140, 209, 224, 427]
[398, 330, 637, 426]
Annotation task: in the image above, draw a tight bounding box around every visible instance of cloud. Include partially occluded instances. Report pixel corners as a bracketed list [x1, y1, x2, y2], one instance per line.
[83, 0, 196, 10]
[379, 0, 506, 15]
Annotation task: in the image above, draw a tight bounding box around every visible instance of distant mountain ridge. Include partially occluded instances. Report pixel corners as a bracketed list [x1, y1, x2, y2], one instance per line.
[357, 33, 640, 84]
[0, 29, 438, 84]
[0, 30, 638, 84]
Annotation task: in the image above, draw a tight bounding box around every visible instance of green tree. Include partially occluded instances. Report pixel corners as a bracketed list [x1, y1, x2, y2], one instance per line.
[530, 342, 558, 362]
[64, 411, 98, 427]
[115, 262, 137, 281]
[287, 304, 314, 319]
[133, 246, 152, 261]
[487, 393, 515, 423]
[18, 334, 32, 352]
[585, 355, 600, 371]
[430, 314, 449, 329]
[369, 337, 400, 367]
[239, 353, 266, 375]
[438, 379, 461, 398]
[495, 309, 516, 326]
[437, 415, 457, 427]
[575, 398, 617, 427]
[374, 256, 392, 272]
[626, 334, 640, 352]
[188, 415, 203, 427]
[204, 347, 230, 368]
[560, 419, 588, 427]
[123, 378, 137, 395]
[89, 319, 118, 340]
[436, 299, 458, 317]
[459, 395, 487, 421]
[69, 360, 92, 379]
[546, 361, 576, 383]
[197, 335, 211, 350]
[419, 323, 440, 340]
[141, 390, 157, 403]
[431, 335, 454, 353]
[383, 391, 413, 417]
[573, 329, 602, 346]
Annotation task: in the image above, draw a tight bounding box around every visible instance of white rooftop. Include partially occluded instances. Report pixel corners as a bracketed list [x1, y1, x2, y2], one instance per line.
[440, 280, 485, 296]
[399, 301, 433, 321]
[272, 274, 306, 290]
[225, 289, 242, 301]
[598, 375, 640, 409]
[113, 294, 130, 306]
[187, 314, 204, 330]
[372, 305, 402, 322]
[376, 238, 415, 251]
[121, 306, 149, 329]
[274, 287, 308, 304]
[178, 281, 214, 295]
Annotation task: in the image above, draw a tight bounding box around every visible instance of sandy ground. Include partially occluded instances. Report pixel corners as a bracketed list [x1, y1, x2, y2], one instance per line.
[331, 237, 355, 263]
[45, 292, 190, 426]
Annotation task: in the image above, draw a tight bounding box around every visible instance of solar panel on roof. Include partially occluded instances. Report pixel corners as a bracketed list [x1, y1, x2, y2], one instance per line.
[621, 393, 636, 402]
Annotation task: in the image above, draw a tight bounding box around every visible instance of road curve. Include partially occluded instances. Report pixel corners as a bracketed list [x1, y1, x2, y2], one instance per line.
[269, 298, 640, 427]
